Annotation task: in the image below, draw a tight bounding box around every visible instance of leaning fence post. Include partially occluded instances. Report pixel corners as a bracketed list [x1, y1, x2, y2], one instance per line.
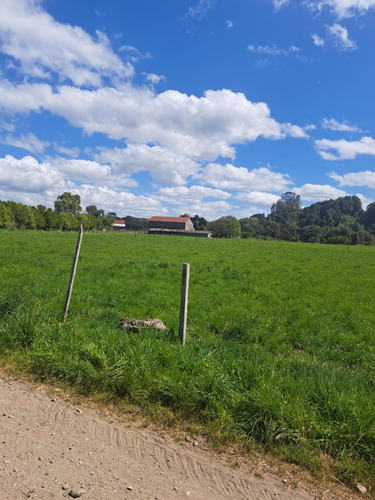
[63, 224, 83, 323]
[179, 263, 190, 345]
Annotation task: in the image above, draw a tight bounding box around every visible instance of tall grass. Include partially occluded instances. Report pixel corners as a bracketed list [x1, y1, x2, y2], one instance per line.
[0, 230, 374, 488]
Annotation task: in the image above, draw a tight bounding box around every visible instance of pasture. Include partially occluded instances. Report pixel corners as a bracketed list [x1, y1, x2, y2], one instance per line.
[0, 230, 374, 488]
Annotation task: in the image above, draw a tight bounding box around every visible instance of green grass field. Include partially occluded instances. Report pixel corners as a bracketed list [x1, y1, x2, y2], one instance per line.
[0, 230, 374, 489]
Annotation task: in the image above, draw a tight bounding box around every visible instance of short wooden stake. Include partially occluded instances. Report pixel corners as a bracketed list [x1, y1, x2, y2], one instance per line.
[63, 224, 83, 323]
[179, 263, 190, 345]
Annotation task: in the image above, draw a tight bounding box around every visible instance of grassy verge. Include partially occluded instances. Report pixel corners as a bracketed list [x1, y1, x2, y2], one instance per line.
[0, 230, 374, 490]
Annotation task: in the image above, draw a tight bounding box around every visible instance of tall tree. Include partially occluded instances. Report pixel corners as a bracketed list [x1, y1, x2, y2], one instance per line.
[191, 214, 208, 230]
[270, 192, 301, 224]
[208, 216, 241, 238]
[54, 192, 82, 215]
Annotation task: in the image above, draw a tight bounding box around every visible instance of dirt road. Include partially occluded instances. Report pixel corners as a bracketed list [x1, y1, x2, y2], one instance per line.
[0, 374, 351, 499]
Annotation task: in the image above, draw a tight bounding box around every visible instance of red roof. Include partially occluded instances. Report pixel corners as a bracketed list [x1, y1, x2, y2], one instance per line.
[149, 216, 190, 222]
[113, 220, 125, 225]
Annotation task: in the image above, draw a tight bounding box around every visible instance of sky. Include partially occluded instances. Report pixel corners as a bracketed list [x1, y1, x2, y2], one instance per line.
[0, 0, 375, 220]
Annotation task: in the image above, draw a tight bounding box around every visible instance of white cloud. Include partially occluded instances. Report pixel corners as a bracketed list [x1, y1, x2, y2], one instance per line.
[0, 80, 53, 114]
[293, 183, 347, 202]
[312, 33, 325, 46]
[328, 23, 356, 50]
[0, 81, 308, 161]
[235, 191, 280, 209]
[329, 170, 375, 188]
[201, 163, 292, 191]
[0, 155, 62, 193]
[154, 185, 231, 204]
[307, 0, 375, 18]
[0, 154, 162, 216]
[51, 158, 138, 188]
[226, 20, 234, 29]
[173, 200, 233, 220]
[315, 136, 375, 160]
[144, 73, 166, 85]
[0, 154, 137, 198]
[77, 185, 164, 218]
[0, 0, 133, 87]
[0, 133, 49, 153]
[322, 118, 362, 132]
[273, 0, 290, 11]
[95, 144, 199, 186]
[247, 44, 301, 56]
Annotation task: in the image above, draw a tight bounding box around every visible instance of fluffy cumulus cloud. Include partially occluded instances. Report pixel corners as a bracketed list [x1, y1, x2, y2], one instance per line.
[154, 185, 231, 204]
[76, 185, 164, 217]
[293, 183, 347, 202]
[0, 153, 136, 195]
[201, 163, 292, 192]
[0, 154, 162, 216]
[0, 155, 62, 193]
[307, 0, 375, 18]
[235, 191, 280, 210]
[94, 144, 199, 186]
[0, 82, 309, 161]
[50, 158, 138, 188]
[315, 136, 375, 159]
[329, 170, 375, 188]
[175, 200, 233, 220]
[0, 0, 132, 86]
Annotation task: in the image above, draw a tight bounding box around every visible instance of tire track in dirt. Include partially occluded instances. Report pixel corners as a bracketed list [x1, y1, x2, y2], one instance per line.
[0, 375, 342, 499]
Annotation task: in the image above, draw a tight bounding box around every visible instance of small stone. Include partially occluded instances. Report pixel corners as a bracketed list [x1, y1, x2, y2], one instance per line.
[193, 441, 199, 447]
[68, 489, 86, 498]
[282, 479, 288, 484]
[127, 486, 134, 490]
[76, 409, 82, 413]
[186, 492, 191, 497]
[185, 436, 191, 442]
[356, 483, 367, 495]
[62, 483, 69, 490]
[51, 398, 57, 402]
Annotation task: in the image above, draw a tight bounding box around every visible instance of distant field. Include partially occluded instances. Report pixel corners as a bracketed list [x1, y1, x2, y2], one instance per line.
[0, 230, 374, 488]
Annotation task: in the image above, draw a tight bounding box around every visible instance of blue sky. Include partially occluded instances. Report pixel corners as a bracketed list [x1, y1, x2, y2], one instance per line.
[1, 0, 375, 219]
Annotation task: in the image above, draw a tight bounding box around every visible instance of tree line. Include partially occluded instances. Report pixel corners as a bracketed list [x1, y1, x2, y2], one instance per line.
[2, 191, 375, 245]
[183, 192, 375, 245]
[0, 192, 115, 231]
[239, 192, 375, 245]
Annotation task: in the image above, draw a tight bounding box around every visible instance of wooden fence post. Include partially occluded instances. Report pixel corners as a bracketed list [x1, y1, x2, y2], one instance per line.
[63, 224, 83, 323]
[179, 263, 190, 345]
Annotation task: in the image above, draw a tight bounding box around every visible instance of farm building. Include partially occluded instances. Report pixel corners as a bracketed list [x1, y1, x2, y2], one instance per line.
[148, 216, 194, 231]
[147, 216, 212, 238]
[112, 219, 126, 231]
